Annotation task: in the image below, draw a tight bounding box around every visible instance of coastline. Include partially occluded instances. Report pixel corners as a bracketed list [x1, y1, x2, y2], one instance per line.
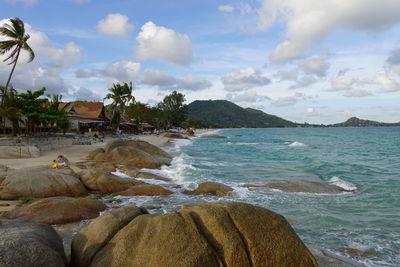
[0, 129, 367, 266]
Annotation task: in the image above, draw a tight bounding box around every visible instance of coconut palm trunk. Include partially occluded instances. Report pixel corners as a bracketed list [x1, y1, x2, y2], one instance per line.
[5, 46, 21, 89]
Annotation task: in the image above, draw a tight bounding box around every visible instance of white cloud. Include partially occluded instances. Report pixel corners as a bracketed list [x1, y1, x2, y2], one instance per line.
[96, 13, 134, 37]
[135, 21, 193, 65]
[298, 56, 330, 77]
[71, 87, 102, 101]
[219, 5, 234, 13]
[288, 75, 317, 89]
[222, 67, 271, 91]
[274, 69, 299, 81]
[330, 75, 356, 91]
[0, 19, 82, 94]
[75, 61, 141, 82]
[103, 61, 141, 82]
[374, 71, 400, 92]
[6, 0, 37, 6]
[238, 3, 254, 16]
[141, 69, 211, 91]
[344, 89, 373, 97]
[272, 96, 298, 106]
[226, 91, 271, 103]
[306, 107, 314, 113]
[258, 0, 400, 63]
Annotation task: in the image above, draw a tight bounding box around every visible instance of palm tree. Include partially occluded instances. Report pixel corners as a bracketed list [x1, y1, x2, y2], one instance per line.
[104, 82, 135, 130]
[0, 17, 35, 89]
[0, 85, 21, 135]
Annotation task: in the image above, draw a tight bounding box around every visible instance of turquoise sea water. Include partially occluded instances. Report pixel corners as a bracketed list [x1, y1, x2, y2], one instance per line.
[115, 127, 400, 266]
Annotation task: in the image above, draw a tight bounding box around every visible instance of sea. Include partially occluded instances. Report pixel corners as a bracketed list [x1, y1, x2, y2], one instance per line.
[112, 127, 400, 266]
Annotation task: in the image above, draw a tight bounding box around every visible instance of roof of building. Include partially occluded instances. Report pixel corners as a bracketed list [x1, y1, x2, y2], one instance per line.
[60, 102, 106, 120]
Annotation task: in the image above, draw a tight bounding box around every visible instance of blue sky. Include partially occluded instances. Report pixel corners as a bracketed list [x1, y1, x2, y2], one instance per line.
[1, 0, 400, 124]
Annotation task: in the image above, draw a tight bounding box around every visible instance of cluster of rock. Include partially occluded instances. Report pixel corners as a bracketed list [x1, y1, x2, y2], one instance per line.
[1, 138, 358, 266]
[1, 202, 318, 267]
[0, 140, 176, 223]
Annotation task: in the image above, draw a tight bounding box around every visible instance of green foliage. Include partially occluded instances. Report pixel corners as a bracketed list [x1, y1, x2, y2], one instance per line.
[181, 118, 213, 129]
[0, 17, 35, 89]
[105, 82, 134, 129]
[0, 85, 21, 135]
[187, 100, 298, 128]
[157, 91, 187, 129]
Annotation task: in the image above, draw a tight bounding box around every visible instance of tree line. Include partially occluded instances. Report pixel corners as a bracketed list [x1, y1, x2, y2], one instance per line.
[0, 17, 204, 136]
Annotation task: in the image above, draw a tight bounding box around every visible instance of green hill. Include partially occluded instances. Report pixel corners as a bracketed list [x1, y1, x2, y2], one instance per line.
[187, 100, 298, 128]
[331, 117, 400, 127]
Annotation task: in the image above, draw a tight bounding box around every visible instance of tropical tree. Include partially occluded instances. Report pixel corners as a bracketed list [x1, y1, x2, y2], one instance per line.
[0, 17, 35, 89]
[157, 91, 187, 129]
[46, 94, 68, 133]
[0, 85, 21, 135]
[18, 87, 48, 135]
[104, 82, 135, 130]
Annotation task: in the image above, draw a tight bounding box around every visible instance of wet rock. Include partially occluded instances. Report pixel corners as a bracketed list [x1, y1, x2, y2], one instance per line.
[119, 167, 172, 181]
[0, 219, 67, 267]
[71, 202, 317, 267]
[201, 135, 227, 139]
[2, 197, 106, 224]
[0, 168, 87, 200]
[185, 181, 234, 196]
[338, 247, 375, 259]
[113, 184, 173, 196]
[242, 180, 351, 194]
[79, 169, 143, 194]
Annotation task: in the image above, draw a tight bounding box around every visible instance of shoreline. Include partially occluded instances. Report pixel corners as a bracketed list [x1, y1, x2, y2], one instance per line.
[0, 130, 366, 266]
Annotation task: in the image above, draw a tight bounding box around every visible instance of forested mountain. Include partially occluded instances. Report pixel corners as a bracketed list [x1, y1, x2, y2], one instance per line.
[187, 100, 298, 128]
[331, 117, 400, 127]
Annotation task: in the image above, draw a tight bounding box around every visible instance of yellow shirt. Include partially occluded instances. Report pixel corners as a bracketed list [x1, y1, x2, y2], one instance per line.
[51, 162, 58, 168]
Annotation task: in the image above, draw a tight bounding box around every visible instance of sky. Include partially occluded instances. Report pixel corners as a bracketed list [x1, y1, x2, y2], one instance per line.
[1, 0, 400, 124]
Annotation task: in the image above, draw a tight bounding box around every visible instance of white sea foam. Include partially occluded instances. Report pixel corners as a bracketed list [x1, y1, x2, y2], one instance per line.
[195, 129, 221, 137]
[111, 170, 133, 179]
[289, 141, 307, 147]
[141, 152, 196, 182]
[166, 138, 193, 153]
[329, 176, 357, 191]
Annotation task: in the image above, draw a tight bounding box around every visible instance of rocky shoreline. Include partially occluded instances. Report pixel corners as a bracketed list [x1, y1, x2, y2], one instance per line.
[0, 136, 365, 266]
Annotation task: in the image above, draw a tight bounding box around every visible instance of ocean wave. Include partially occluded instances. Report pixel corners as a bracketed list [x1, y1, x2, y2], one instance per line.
[166, 138, 193, 153]
[141, 153, 196, 182]
[289, 141, 308, 147]
[329, 176, 357, 191]
[195, 129, 222, 137]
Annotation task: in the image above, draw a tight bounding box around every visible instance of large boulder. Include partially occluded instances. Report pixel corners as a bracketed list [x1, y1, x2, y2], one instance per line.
[119, 167, 172, 181]
[113, 184, 173, 196]
[97, 146, 171, 169]
[71, 205, 148, 267]
[0, 219, 67, 267]
[71, 202, 317, 267]
[2, 197, 106, 224]
[95, 139, 172, 169]
[242, 180, 352, 193]
[87, 148, 105, 160]
[0, 168, 87, 200]
[105, 139, 172, 159]
[79, 169, 143, 194]
[185, 182, 235, 196]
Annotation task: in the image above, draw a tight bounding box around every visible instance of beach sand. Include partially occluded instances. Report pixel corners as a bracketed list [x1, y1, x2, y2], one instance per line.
[0, 129, 215, 213]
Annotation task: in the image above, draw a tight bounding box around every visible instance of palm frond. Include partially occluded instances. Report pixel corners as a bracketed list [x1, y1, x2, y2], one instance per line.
[22, 42, 35, 62]
[0, 26, 18, 39]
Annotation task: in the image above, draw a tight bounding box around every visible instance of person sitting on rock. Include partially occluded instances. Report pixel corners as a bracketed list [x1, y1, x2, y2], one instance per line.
[57, 155, 69, 167]
[50, 160, 58, 169]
